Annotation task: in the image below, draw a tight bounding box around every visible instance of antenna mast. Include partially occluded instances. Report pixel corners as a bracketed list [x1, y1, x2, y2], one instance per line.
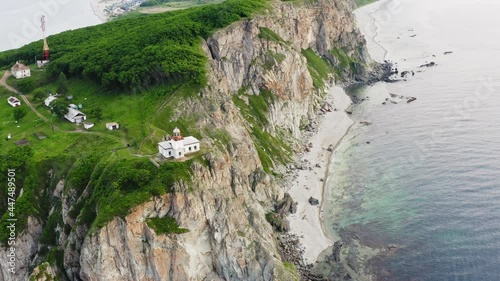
[41, 15, 50, 61]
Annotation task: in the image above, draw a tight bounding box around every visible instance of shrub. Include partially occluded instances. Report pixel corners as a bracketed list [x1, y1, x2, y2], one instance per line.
[146, 216, 189, 234]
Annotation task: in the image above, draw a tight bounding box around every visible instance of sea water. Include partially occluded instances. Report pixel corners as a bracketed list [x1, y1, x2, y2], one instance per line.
[323, 0, 500, 280]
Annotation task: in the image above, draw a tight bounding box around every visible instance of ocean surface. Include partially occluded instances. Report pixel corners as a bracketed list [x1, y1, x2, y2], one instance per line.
[0, 0, 101, 52]
[323, 0, 500, 280]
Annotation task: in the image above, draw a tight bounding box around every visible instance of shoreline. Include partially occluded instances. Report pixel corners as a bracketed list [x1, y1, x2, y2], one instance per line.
[89, 0, 109, 22]
[287, 1, 394, 270]
[287, 85, 354, 263]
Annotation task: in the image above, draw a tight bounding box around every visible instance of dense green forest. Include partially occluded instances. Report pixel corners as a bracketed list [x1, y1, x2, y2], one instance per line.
[0, 0, 267, 91]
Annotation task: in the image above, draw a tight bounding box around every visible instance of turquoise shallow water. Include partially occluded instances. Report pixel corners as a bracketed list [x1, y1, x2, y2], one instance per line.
[323, 0, 500, 280]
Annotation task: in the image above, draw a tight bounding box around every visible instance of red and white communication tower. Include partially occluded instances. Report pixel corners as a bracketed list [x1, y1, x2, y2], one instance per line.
[37, 15, 50, 67]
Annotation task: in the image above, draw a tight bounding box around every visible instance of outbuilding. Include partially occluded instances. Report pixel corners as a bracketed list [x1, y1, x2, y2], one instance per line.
[83, 122, 94, 130]
[64, 108, 86, 124]
[106, 122, 120, 130]
[7, 96, 21, 107]
[44, 95, 57, 107]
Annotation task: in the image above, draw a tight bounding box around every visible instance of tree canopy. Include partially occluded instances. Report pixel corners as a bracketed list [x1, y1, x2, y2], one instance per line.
[51, 99, 69, 118]
[0, 0, 267, 91]
[13, 107, 27, 122]
[57, 72, 68, 95]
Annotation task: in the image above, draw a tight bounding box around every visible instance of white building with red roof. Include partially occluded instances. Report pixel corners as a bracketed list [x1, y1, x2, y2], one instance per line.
[158, 128, 200, 159]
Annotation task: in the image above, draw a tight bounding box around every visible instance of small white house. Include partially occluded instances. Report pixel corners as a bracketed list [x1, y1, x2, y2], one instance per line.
[106, 122, 119, 130]
[44, 95, 57, 107]
[36, 60, 49, 68]
[64, 108, 86, 124]
[11, 62, 31, 79]
[158, 128, 200, 159]
[7, 96, 21, 107]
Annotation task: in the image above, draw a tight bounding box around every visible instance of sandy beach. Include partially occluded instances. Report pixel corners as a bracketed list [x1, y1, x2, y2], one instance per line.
[287, 86, 354, 263]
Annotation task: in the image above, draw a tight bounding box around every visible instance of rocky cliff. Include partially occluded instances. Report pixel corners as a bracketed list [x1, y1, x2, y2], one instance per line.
[1, 0, 384, 280]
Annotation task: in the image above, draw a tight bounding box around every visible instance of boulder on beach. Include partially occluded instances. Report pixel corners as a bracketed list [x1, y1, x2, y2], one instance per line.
[309, 196, 320, 206]
[275, 193, 296, 216]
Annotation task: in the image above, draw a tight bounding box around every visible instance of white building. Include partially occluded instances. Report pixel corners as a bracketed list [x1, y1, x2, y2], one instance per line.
[83, 122, 94, 130]
[11, 62, 31, 79]
[64, 108, 86, 124]
[7, 96, 21, 107]
[36, 60, 49, 68]
[106, 122, 119, 130]
[158, 128, 200, 159]
[44, 95, 57, 107]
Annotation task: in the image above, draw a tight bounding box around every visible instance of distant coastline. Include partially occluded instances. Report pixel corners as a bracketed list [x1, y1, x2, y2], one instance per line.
[89, 0, 144, 22]
[89, 0, 108, 22]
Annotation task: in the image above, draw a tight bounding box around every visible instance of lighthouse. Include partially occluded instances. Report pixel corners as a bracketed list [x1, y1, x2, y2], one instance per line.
[158, 128, 200, 159]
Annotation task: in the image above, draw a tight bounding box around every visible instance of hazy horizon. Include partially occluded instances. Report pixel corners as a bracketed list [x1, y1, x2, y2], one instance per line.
[0, 0, 101, 52]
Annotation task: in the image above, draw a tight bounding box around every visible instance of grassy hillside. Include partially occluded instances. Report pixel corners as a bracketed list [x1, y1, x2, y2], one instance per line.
[0, 0, 270, 246]
[0, 0, 267, 90]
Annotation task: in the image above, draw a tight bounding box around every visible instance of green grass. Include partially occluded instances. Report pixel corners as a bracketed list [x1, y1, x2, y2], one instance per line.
[232, 89, 292, 173]
[251, 126, 292, 173]
[329, 47, 364, 81]
[0, 87, 47, 153]
[0, 70, 199, 157]
[146, 216, 189, 235]
[301, 48, 332, 88]
[29, 262, 57, 281]
[232, 88, 275, 127]
[355, 0, 377, 8]
[283, 262, 299, 281]
[204, 127, 232, 151]
[263, 51, 286, 70]
[258, 27, 285, 43]
[82, 157, 196, 231]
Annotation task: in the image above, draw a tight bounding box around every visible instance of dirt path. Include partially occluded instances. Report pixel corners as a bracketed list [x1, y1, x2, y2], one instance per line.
[0, 71, 49, 122]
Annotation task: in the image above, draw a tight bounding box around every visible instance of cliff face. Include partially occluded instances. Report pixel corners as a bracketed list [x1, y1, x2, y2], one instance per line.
[3, 1, 380, 280]
[76, 1, 375, 280]
[205, 0, 372, 138]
